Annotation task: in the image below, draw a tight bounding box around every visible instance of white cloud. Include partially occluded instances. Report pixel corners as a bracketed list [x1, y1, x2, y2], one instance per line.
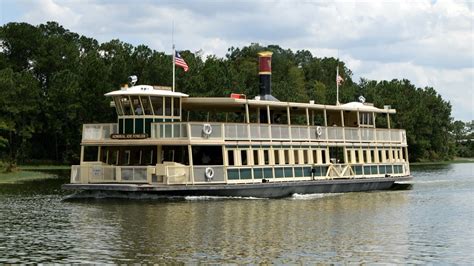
[358, 62, 473, 121]
[22, 0, 81, 28]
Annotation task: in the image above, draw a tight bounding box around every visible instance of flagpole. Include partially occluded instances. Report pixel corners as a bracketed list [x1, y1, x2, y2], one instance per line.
[172, 21, 175, 92]
[336, 65, 340, 105]
[172, 44, 175, 92]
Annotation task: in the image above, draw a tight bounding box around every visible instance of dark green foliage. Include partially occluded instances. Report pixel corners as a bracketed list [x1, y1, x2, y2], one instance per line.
[0, 22, 463, 164]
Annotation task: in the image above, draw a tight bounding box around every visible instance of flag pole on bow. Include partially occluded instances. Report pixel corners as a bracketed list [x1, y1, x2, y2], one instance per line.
[172, 21, 176, 92]
[336, 65, 340, 105]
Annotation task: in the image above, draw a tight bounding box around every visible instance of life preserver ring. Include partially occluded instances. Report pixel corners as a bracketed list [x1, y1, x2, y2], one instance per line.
[202, 123, 213, 136]
[316, 126, 322, 137]
[205, 167, 215, 180]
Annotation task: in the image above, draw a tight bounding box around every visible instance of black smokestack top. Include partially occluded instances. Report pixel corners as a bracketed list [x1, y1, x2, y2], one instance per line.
[258, 51, 278, 101]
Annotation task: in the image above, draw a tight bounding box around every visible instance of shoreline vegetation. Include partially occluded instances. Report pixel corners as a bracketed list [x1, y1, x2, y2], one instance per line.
[410, 157, 474, 166]
[0, 164, 69, 184]
[1, 160, 473, 184]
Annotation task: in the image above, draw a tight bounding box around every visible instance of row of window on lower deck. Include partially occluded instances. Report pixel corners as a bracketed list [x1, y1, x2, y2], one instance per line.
[82, 145, 407, 167]
[346, 147, 407, 164]
[225, 146, 407, 166]
[227, 164, 405, 180]
[113, 95, 181, 117]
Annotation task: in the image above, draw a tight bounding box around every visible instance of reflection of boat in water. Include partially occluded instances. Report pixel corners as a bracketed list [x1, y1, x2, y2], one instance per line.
[63, 51, 411, 198]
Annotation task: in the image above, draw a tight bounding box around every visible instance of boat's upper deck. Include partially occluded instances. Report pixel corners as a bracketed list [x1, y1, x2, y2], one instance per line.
[182, 97, 395, 114]
[80, 85, 405, 147]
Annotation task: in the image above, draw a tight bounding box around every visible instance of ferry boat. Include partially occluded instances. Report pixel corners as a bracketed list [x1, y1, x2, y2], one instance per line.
[63, 51, 412, 198]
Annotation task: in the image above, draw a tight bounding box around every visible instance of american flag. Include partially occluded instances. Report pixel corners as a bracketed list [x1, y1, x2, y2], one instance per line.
[175, 51, 189, 72]
[337, 75, 344, 86]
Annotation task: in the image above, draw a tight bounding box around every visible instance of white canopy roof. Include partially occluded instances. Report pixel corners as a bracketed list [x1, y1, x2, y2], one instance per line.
[104, 85, 189, 97]
[340, 102, 383, 112]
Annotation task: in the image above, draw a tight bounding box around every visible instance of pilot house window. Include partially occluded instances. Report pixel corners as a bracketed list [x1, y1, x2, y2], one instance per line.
[151, 96, 163, 116]
[359, 112, 373, 126]
[173, 98, 180, 116]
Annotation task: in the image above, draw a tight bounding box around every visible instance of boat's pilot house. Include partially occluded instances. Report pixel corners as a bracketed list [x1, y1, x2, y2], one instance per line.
[106, 85, 188, 135]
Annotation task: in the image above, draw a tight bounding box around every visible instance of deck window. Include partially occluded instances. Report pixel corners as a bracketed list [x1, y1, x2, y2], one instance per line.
[151, 96, 163, 116]
[100, 147, 107, 163]
[130, 96, 141, 115]
[303, 150, 309, 164]
[165, 97, 172, 116]
[83, 146, 99, 162]
[113, 97, 124, 115]
[362, 150, 369, 163]
[192, 146, 222, 165]
[140, 96, 153, 115]
[253, 150, 260, 165]
[321, 149, 327, 164]
[227, 150, 234, 165]
[263, 150, 269, 165]
[121, 150, 131, 165]
[163, 146, 189, 165]
[369, 150, 375, 163]
[359, 112, 374, 126]
[241, 150, 248, 165]
[312, 150, 318, 164]
[294, 150, 299, 164]
[274, 150, 280, 165]
[284, 150, 290, 164]
[173, 98, 180, 117]
[120, 96, 132, 115]
[109, 150, 118, 165]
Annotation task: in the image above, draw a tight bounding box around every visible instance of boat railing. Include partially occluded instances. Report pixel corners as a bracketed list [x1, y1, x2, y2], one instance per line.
[81, 122, 407, 144]
[192, 165, 226, 183]
[82, 123, 118, 141]
[71, 162, 408, 184]
[147, 122, 406, 144]
[70, 164, 152, 184]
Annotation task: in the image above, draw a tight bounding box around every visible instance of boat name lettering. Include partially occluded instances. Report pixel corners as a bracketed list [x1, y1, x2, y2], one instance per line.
[110, 133, 148, 139]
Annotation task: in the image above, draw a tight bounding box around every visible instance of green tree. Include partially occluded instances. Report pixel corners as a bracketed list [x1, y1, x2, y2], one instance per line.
[0, 68, 41, 169]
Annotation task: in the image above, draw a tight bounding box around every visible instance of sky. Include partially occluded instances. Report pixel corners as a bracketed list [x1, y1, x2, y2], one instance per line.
[1, 0, 473, 121]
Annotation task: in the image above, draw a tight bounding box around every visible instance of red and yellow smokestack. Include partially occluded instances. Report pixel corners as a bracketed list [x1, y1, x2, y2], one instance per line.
[258, 51, 277, 101]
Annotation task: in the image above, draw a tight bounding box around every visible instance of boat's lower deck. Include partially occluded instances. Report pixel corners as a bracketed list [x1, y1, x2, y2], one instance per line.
[63, 176, 412, 199]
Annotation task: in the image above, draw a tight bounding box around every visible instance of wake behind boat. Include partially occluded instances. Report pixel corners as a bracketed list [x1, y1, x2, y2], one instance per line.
[63, 51, 412, 199]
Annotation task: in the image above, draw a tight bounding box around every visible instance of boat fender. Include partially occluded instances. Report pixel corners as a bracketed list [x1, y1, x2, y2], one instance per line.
[316, 126, 322, 137]
[202, 123, 213, 136]
[205, 167, 215, 180]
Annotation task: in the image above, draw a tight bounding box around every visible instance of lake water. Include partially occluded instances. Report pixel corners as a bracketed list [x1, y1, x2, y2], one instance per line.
[0, 163, 473, 264]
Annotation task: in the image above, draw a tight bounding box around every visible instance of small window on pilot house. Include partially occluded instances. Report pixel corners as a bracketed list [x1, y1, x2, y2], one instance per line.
[165, 97, 172, 116]
[173, 98, 180, 117]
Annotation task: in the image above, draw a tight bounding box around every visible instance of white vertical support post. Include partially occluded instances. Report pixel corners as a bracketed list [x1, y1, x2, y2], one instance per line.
[266, 105, 271, 124]
[305, 107, 310, 140]
[188, 144, 194, 184]
[387, 113, 391, 129]
[245, 103, 250, 140]
[287, 105, 291, 141]
[80, 145, 84, 163]
[340, 110, 345, 142]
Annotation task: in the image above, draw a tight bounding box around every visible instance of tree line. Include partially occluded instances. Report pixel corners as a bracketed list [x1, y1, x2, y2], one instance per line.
[0, 22, 471, 167]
